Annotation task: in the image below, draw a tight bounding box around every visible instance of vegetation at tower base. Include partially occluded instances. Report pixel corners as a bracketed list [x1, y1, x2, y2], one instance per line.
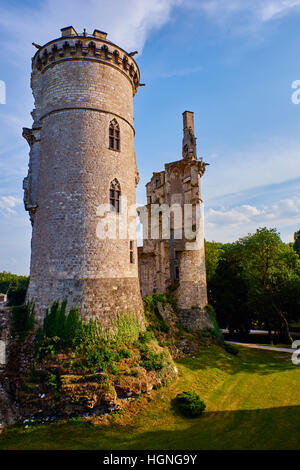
[206, 227, 300, 344]
[11, 302, 35, 340]
[142, 293, 224, 357]
[1, 300, 176, 424]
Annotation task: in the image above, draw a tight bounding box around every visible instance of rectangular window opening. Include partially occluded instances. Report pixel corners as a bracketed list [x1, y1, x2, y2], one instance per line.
[130, 240, 134, 264]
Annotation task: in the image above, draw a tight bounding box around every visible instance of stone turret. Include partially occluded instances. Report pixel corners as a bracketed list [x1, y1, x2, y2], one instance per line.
[23, 27, 144, 325]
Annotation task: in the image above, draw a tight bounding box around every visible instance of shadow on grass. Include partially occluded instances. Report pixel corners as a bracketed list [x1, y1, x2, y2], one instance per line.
[0, 405, 299, 450]
[128, 405, 300, 450]
[178, 345, 296, 376]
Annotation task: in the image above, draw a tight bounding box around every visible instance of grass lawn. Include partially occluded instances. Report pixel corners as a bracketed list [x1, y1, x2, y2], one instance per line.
[0, 345, 299, 450]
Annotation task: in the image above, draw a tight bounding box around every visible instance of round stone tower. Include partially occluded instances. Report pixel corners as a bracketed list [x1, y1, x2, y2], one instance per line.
[23, 26, 144, 325]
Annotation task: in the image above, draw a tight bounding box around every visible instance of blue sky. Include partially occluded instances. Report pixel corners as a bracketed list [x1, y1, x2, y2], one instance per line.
[1, 0, 300, 275]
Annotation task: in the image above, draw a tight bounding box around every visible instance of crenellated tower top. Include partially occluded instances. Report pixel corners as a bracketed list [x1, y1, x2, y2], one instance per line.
[31, 26, 142, 96]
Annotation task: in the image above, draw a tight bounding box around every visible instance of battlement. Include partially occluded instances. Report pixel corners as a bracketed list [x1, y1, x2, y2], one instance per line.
[32, 26, 141, 95]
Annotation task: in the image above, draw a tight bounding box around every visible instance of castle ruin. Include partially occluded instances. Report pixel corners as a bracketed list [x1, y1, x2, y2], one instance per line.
[23, 26, 211, 331]
[138, 111, 211, 330]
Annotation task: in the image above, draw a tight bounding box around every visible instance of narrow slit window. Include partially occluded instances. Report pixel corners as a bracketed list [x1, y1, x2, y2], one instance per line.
[130, 240, 134, 264]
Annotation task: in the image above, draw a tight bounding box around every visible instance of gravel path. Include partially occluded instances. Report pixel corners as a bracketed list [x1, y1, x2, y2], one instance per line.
[227, 341, 297, 353]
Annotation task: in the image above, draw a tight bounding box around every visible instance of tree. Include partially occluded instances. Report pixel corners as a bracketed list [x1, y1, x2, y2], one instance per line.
[293, 229, 300, 256]
[0, 271, 29, 306]
[236, 228, 300, 344]
[208, 243, 252, 337]
[205, 241, 224, 284]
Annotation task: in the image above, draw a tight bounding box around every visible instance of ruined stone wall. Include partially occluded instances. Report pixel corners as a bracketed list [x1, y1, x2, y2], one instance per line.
[138, 112, 211, 330]
[24, 28, 143, 325]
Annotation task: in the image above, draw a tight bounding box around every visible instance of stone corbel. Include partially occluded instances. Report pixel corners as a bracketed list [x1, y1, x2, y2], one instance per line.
[22, 128, 36, 147]
[135, 171, 140, 187]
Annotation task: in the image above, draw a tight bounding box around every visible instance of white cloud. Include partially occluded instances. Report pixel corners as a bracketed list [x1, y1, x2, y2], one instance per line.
[204, 196, 300, 242]
[192, 0, 300, 23]
[0, 195, 22, 215]
[1, 0, 299, 65]
[0, 0, 182, 61]
[260, 0, 300, 21]
[203, 136, 300, 204]
[206, 204, 262, 226]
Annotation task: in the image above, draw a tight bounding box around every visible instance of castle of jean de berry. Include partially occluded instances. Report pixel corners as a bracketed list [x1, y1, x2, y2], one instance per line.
[23, 26, 212, 331]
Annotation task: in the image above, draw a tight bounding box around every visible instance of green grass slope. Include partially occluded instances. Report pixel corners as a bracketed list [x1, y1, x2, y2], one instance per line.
[1, 345, 299, 450]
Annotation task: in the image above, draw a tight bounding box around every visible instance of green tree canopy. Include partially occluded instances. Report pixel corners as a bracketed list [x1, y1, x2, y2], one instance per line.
[0, 271, 29, 306]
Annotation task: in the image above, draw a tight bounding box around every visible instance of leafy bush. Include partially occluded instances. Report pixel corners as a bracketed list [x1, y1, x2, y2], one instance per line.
[138, 330, 153, 344]
[206, 304, 224, 344]
[223, 342, 239, 355]
[43, 300, 83, 349]
[176, 391, 206, 417]
[140, 346, 165, 371]
[11, 302, 35, 339]
[35, 301, 83, 358]
[68, 416, 83, 425]
[110, 313, 142, 345]
[85, 344, 117, 372]
[143, 294, 172, 333]
[167, 281, 180, 294]
[129, 368, 139, 378]
[117, 348, 132, 359]
[44, 373, 59, 390]
[110, 364, 120, 375]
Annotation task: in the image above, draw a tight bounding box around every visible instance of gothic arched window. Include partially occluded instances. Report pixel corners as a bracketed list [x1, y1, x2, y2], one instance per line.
[110, 178, 121, 212]
[109, 119, 120, 151]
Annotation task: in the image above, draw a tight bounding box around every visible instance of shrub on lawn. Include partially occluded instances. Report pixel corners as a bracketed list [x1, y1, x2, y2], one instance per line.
[176, 391, 206, 418]
[143, 293, 172, 333]
[224, 342, 239, 355]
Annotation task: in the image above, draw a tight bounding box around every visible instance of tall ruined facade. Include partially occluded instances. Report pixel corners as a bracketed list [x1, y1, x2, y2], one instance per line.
[23, 26, 144, 324]
[138, 112, 212, 330]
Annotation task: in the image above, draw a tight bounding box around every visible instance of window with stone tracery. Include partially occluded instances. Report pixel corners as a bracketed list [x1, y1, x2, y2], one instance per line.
[109, 178, 121, 212]
[109, 119, 120, 151]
